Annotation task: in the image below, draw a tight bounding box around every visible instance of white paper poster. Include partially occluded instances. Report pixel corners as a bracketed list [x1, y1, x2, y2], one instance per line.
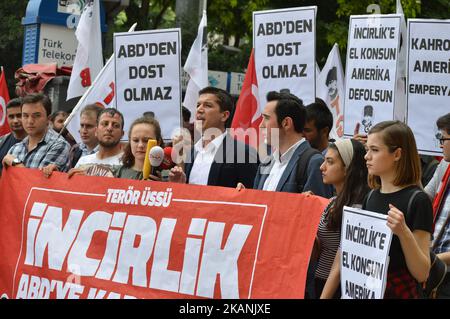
[253, 6, 316, 106]
[114, 29, 182, 140]
[341, 206, 393, 299]
[343, 15, 401, 137]
[406, 19, 450, 156]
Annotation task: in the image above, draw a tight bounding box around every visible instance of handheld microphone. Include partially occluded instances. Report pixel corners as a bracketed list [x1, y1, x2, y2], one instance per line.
[160, 146, 176, 182]
[142, 139, 157, 180]
[161, 146, 175, 170]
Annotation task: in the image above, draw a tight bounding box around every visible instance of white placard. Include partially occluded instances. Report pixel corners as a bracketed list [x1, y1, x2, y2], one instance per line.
[114, 29, 182, 140]
[340, 206, 393, 299]
[343, 15, 401, 137]
[406, 19, 450, 156]
[253, 6, 316, 106]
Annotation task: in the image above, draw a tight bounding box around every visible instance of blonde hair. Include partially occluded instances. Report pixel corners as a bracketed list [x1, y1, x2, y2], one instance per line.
[367, 121, 421, 189]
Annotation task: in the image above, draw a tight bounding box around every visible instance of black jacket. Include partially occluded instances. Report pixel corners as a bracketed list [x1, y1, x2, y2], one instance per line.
[184, 134, 259, 189]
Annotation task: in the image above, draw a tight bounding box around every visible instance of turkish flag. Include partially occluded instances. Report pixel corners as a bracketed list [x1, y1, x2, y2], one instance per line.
[231, 49, 261, 148]
[0, 68, 11, 136]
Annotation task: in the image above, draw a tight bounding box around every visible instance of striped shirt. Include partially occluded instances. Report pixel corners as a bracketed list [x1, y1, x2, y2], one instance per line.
[8, 128, 70, 172]
[315, 197, 341, 280]
[427, 161, 450, 266]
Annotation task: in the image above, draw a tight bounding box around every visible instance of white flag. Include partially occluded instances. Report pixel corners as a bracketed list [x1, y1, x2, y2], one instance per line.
[66, 57, 115, 143]
[67, 0, 103, 100]
[183, 10, 208, 117]
[395, 0, 408, 122]
[64, 23, 137, 143]
[317, 43, 345, 140]
[315, 62, 321, 89]
[397, 0, 407, 78]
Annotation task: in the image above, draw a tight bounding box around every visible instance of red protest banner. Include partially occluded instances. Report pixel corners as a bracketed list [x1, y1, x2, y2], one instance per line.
[0, 167, 328, 299]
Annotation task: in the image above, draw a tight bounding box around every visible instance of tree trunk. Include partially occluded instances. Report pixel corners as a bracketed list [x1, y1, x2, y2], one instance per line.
[140, 0, 150, 30]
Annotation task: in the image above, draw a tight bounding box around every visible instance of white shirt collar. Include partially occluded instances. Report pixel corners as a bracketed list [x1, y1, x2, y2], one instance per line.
[273, 138, 305, 164]
[194, 131, 227, 154]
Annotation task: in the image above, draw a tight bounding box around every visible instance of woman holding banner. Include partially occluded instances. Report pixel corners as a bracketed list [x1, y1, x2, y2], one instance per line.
[322, 121, 433, 299]
[313, 139, 369, 298]
[113, 117, 164, 180]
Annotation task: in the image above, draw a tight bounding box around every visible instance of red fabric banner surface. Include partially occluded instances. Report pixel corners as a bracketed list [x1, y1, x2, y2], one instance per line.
[0, 69, 10, 136]
[0, 168, 328, 299]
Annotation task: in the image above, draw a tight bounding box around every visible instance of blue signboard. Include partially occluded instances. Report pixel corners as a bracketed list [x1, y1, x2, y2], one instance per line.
[22, 0, 107, 66]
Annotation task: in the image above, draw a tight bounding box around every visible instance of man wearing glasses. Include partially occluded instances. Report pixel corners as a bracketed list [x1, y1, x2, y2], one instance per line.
[425, 112, 450, 298]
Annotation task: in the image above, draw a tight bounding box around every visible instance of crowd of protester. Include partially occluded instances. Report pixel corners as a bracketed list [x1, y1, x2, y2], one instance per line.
[0, 88, 449, 299]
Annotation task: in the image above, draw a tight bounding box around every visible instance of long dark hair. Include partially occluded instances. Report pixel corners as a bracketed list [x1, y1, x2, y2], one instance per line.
[122, 117, 164, 168]
[327, 139, 370, 231]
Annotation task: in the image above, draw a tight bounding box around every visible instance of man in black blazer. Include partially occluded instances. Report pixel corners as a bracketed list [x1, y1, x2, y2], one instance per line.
[170, 87, 258, 188]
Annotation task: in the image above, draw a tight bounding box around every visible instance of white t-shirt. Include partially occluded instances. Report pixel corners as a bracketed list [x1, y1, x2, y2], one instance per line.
[75, 152, 123, 170]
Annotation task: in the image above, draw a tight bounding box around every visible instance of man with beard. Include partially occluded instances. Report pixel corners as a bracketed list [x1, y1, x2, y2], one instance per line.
[68, 108, 124, 177]
[0, 98, 27, 173]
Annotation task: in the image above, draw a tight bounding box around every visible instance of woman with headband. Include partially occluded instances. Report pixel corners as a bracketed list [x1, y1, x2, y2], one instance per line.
[313, 139, 369, 298]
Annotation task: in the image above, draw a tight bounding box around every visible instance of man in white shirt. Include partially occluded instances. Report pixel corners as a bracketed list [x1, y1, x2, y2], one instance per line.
[69, 108, 124, 177]
[170, 87, 258, 188]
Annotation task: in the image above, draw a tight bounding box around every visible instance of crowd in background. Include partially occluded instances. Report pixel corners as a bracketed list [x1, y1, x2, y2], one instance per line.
[0, 88, 449, 299]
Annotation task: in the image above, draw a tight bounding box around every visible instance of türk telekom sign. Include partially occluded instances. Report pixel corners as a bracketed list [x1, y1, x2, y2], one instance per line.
[38, 24, 77, 66]
[22, 0, 107, 67]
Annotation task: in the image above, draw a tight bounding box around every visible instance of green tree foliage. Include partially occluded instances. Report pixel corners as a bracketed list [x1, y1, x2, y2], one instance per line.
[101, 0, 176, 61]
[113, 0, 176, 32]
[206, 0, 428, 71]
[101, 0, 450, 72]
[207, 0, 268, 72]
[421, 0, 450, 19]
[0, 1, 28, 96]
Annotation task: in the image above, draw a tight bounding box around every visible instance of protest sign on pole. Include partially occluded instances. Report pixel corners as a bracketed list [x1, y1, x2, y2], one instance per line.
[340, 206, 393, 299]
[343, 14, 402, 137]
[0, 167, 328, 299]
[253, 6, 316, 107]
[114, 29, 182, 141]
[317, 43, 345, 140]
[406, 19, 450, 156]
